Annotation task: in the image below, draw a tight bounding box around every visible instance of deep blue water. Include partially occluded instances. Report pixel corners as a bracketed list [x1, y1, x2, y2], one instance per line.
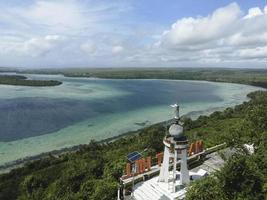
[0, 79, 221, 142]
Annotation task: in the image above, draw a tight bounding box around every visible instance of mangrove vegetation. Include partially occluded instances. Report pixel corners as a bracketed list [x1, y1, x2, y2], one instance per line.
[0, 75, 62, 87]
[0, 91, 266, 199]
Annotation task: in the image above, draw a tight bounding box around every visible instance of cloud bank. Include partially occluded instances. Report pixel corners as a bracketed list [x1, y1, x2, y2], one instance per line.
[0, 1, 267, 68]
[149, 3, 267, 67]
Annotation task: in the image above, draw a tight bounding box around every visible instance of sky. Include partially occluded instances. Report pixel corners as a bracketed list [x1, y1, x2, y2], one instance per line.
[0, 0, 267, 68]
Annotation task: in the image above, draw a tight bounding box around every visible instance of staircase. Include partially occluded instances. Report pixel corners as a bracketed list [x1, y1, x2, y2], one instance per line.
[133, 179, 171, 200]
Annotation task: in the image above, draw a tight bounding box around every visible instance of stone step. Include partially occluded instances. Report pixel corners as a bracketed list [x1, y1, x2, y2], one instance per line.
[143, 182, 163, 198]
[134, 186, 154, 200]
[141, 183, 162, 199]
[150, 181, 173, 198]
[143, 182, 171, 200]
[133, 191, 145, 200]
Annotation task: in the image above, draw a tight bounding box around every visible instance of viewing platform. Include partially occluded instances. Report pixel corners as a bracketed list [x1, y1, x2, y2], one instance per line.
[119, 105, 229, 200]
[122, 147, 230, 200]
[120, 143, 225, 186]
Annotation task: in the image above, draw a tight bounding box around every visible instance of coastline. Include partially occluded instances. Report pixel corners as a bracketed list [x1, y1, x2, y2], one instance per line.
[1, 68, 267, 89]
[0, 96, 258, 174]
[0, 74, 62, 87]
[0, 72, 265, 173]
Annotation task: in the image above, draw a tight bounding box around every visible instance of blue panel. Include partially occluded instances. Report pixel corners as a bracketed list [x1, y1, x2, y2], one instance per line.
[126, 151, 142, 163]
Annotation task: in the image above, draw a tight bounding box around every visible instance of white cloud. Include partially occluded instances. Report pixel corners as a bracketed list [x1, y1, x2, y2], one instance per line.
[0, 0, 133, 67]
[244, 7, 263, 19]
[22, 1, 84, 30]
[0, 0, 131, 36]
[0, 1, 267, 68]
[238, 46, 267, 59]
[225, 33, 267, 47]
[22, 35, 65, 57]
[152, 3, 267, 66]
[0, 1, 86, 35]
[0, 34, 65, 58]
[80, 42, 97, 55]
[158, 3, 241, 47]
[112, 45, 124, 54]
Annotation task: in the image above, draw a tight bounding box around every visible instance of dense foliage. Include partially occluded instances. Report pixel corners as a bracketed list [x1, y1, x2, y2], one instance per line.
[17, 68, 267, 88]
[0, 91, 267, 200]
[185, 91, 267, 200]
[0, 124, 166, 200]
[0, 75, 62, 86]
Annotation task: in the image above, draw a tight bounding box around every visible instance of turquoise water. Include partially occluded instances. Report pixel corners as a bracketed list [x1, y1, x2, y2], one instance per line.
[0, 74, 261, 165]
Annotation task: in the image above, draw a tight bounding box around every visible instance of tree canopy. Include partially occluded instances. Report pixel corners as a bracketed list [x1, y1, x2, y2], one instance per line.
[0, 91, 267, 199]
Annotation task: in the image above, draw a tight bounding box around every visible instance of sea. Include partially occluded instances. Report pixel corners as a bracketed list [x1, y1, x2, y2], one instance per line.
[0, 73, 262, 166]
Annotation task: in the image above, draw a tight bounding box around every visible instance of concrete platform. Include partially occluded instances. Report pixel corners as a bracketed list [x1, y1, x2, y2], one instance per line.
[132, 170, 206, 200]
[126, 149, 233, 200]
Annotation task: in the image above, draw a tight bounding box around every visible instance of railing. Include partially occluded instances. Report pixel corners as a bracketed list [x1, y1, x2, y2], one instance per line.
[120, 142, 227, 188]
[122, 140, 204, 180]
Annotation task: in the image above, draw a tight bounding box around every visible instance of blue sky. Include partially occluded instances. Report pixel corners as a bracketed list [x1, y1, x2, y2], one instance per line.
[135, 0, 266, 23]
[0, 0, 267, 68]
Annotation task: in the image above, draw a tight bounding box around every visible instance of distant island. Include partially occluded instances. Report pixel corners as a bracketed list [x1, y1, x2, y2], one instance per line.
[3, 67, 267, 88]
[0, 68, 266, 200]
[0, 90, 266, 200]
[0, 75, 62, 87]
[60, 68, 267, 88]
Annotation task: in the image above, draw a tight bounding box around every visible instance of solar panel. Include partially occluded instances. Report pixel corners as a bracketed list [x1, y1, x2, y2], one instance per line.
[126, 151, 142, 163]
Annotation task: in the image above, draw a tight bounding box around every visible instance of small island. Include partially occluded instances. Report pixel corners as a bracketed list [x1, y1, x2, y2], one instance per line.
[0, 75, 62, 87]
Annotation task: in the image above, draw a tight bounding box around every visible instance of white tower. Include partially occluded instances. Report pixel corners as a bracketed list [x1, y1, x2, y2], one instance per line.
[158, 104, 190, 192]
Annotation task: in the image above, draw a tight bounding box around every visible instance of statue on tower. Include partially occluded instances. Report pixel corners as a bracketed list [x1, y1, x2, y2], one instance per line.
[171, 103, 180, 120]
[158, 103, 190, 192]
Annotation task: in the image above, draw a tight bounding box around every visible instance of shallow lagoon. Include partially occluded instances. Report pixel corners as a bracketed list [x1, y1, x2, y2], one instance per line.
[0, 74, 261, 165]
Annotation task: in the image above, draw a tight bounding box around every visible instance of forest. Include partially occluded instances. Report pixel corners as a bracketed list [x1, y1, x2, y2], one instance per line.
[0, 90, 266, 200]
[0, 75, 62, 87]
[12, 67, 267, 88]
[2, 67, 267, 88]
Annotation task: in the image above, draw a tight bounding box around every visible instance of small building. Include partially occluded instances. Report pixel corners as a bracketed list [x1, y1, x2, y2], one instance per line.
[118, 104, 210, 200]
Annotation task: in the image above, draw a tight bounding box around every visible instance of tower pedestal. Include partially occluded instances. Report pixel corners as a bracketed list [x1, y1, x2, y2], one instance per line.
[158, 146, 171, 183]
[179, 145, 190, 185]
[158, 104, 190, 192]
[158, 137, 190, 192]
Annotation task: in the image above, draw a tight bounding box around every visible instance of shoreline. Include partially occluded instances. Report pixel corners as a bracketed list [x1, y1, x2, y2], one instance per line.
[0, 123, 157, 174]
[0, 101, 255, 174]
[0, 74, 62, 87]
[1, 70, 267, 89]
[0, 72, 264, 173]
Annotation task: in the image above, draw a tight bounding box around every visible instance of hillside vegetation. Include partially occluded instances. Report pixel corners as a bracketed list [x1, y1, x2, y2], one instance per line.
[186, 91, 267, 200]
[0, 75, 62, 86]
[16, 68, 267, 88]
[0, 91, 266, 200]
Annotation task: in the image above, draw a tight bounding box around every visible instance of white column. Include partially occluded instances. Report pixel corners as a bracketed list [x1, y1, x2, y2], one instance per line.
[159, 146, 170, 183]
[117, 187, 120, 200]
[180, 149, 190, 185]
[172, 150, 177, 192]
